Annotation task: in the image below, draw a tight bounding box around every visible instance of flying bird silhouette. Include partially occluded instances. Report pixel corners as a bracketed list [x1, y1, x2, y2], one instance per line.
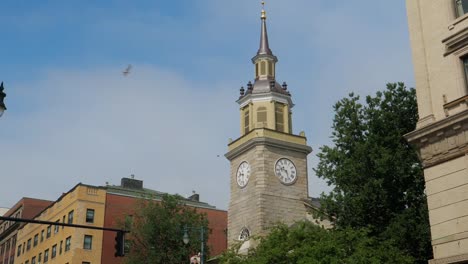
[122, 64, 132, 76]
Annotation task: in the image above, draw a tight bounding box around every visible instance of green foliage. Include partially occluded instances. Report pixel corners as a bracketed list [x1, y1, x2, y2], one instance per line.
[123, 194, 209, 264]
[315, 83, 432, 262]
[220, 221, 414, 264]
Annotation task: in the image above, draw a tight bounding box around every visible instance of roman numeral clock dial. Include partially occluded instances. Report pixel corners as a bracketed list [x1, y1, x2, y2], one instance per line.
[236, 161, 251, 188]
[274, 158, 297, 185]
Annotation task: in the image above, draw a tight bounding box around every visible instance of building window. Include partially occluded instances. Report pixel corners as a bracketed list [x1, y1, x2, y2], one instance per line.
[60, 240, 63, 255]
[83, 235, 92, 250]
[46, 226, 51, 238]
[239, 227, 250, 241]
[275, 103, 284, 132]
[33, 234, 38, 247]
[65, 236, 71, 252]
[31, 256, 36, 264]
[256, 107, 267, 127]
[38, 253, 42, 263]
[289, 111, 292, 133]
[462, 56, 468, 92]
[44, 249, 49, 263]
[268, 61, 273, 76]
[86, 209, 95, 223]
[456, 0, 468, 17]
[82, 262, 90, 264]
[51, 244, 57, 259]
[244, 108, 250, 134]
[25, 260, 29, 264]
[40, 230, 44, 242]
[54, 220, 59, 234]
[17, 245, 21, 256]
[68, 211, 74, 224]
[26, 239, 31, 251]
[260, 61, 266, 75]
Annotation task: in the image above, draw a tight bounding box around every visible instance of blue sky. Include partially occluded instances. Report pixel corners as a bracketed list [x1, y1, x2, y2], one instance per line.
[0, 1, 414, 210]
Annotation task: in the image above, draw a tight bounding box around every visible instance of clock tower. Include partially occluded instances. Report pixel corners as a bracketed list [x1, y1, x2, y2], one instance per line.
[225, 5, 312, 247]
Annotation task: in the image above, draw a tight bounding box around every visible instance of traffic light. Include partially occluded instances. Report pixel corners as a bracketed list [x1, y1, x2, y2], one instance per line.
[115, 231, 125, 257]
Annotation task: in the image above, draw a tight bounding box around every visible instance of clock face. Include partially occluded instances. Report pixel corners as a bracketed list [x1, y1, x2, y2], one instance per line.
[236, 161, 251, 188]
[275, 158, 297, 185]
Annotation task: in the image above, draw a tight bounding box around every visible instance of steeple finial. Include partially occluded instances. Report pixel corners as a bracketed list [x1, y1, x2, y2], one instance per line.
[261, 1, 266, 19]
[257, 1, 272, 55]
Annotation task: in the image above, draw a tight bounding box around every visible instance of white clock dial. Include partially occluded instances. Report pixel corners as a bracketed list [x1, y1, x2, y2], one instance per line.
[274, 158, 297, 185]
[236, 161, 251, 188]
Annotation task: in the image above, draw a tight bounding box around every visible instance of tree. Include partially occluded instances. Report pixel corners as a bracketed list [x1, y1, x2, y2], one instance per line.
[314, 83, 432, 262]
[220, 221, 414, 264]
[123, 194, 209, 264]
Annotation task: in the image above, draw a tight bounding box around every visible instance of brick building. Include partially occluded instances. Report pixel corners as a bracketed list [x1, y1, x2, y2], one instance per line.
[0, 198, 53, 264]
[101, 177, 227, 263]
[12, 178, 227, 264]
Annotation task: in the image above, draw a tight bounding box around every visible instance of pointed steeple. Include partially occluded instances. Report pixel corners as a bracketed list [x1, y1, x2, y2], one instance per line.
[257, 4, 273, 56]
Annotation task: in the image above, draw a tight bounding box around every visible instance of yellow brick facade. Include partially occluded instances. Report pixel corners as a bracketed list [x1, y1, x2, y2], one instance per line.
[15, 184, 106, 264]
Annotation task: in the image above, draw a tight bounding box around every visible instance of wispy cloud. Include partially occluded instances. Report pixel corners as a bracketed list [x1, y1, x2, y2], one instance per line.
[0, 1, 414, 209]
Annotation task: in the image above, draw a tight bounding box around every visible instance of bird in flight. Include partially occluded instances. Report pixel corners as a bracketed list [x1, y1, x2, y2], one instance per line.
[122, 64, 132, 76]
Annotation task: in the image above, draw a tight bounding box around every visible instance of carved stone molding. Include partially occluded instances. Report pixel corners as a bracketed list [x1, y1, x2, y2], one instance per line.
[405, 110, 468, 168]
[429, 252, 468, 264]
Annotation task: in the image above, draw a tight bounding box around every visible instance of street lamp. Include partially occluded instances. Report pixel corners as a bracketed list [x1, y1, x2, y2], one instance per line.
[0, 82, 6, 118]
[183, 226, 205, 264]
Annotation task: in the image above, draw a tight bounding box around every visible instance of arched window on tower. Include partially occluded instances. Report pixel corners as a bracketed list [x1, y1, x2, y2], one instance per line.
[256, 107, 267, 128]
[260, 61, 266, 76]
[244, 108, 250, 134]
[275, 103, 284, 132]
[268, 61, 273, 76]
[256, 63, 259, 78]
[289, 111, 292, 134]
[239, 227, 250, 241]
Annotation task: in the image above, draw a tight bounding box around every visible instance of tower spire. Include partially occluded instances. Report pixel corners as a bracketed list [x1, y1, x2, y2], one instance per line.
[258, 1, 273, 56]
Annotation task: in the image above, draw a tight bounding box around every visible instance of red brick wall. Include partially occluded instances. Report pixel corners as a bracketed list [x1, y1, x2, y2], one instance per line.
[0, 198, 52, 264]
[21, 198, 54, 219]
[101, 193, 227, 264]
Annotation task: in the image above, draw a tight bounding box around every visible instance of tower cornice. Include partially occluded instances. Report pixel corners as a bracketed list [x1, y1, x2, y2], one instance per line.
[237, 92, 294, 109]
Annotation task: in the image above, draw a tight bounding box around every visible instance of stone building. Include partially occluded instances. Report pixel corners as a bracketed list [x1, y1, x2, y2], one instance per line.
[405, 0, 468, 263]
[225, 6, 324, 247]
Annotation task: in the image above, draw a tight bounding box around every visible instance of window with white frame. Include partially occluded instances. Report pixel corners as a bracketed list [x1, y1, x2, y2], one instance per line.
[456, 0, 468, 17]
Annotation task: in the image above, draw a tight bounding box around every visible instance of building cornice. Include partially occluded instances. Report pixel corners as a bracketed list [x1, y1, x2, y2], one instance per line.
[404, 109, 468, 168]
[429, 253, 468, 264]
[225, 131, 312, 161]
[237, 92, 294, 108]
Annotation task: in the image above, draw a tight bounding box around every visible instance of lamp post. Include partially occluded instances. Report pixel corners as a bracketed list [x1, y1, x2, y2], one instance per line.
[0, 82, 6, 118]
[183, 226, 205, 264]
